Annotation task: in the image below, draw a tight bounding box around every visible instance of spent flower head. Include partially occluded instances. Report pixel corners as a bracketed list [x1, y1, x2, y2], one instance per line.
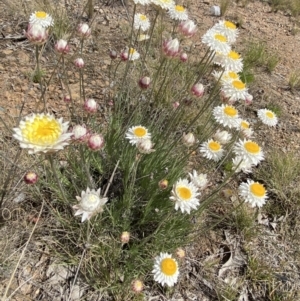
[188, 170, 208, 190]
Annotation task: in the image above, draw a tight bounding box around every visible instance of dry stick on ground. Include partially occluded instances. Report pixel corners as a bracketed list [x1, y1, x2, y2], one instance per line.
[67, 160, 120, 301]
[1, 199, 45, 301]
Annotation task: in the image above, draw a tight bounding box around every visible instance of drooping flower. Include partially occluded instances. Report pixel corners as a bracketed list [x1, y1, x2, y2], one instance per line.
[29, 11, 53, 28]
[200, 139, 224, 162]
[239, 179, 268, 207]
[221, 80, 248, 102]
[178, 19, 197, 37]
[151, 0, 175, 10]
[25, 24, 48, 45]
[213, 50, 243, 72]
[257, 109, 278, 127]
[170, 178, 200, 214]
[188, 170, 208, 190]
[168, 4, 188, 21]
[233, 139, 264, 166]
[73, 187, 108, 222]
[77, 23, 91, 38]
[13, 113, 71, 154]
[202, 29, 231, 54]
[87, 134, 105, 151]
[24, 172, 38, 184]
[163, 38, 180, 57]
[212, 20, 238, 44]
[126, 125, 151, 145]
[213, 129, 232, 144]
[134, 13, 150, 31]
[55, 39, 70, 55]
[152, 253, 179, 287]
[213, 104, 240, 129]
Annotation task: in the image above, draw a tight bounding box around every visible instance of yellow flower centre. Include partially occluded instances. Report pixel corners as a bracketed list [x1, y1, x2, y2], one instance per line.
[228, 71, 239, 79]
[214, 34, 227, 43]
[224, 21, 236, 29]
[244, 141, 260, 154]
[129, 48, 136, 55]
[21, 115, 62, 146]
[232, 80, 245, 90]
[224, 106, 238, 117]
[250, 183, 266, 197]
[208, 141, 221, 151]
[241, 121, 249, 129]
[35, 11, 47, 19]
[175, 5, 185, 12]
[133, 127, 146, 137]
[177, 186, 192, 200]
[160, 258, 177, 276]
[139, 14, 147, 21]
[228, 51, 240, 60]
[86, 194, 99, 204]
[266, 111, 274, 119]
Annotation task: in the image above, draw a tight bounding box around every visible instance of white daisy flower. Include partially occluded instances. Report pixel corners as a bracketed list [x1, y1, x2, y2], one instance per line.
[257, 109, 278, 127]
[212, 70, 240, 84]
[200, 139, 224, 162]
[202, 29, 231, 55]
[239, 119, 254, 138]
[73, 187, 108, 222]
[213, 129, 232, 144]
[152, 253, 179, 287]
[128, 48, 140, 60]
[29, 11, 54, 28]
[170, 178, 200, 214]
[233, 139, 264, 166]
[232, 156, 253, 173]
[134, 13, 151, 31]
[151, 0, 175, 10]
[213, 50, 243, 72]
[125, 125, 151, 145]
[188, 170, 208, 190]
[168, 5, 188, 21]
[239, 179, 268, 207]
[213, 104, 240, 129]
[221, 80, 248, 102]
[13, 113, 72, 154]
[212, 20, 238, 44]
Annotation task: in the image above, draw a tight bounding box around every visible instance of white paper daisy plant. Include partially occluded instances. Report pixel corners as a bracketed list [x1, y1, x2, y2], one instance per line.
[125, 125, 151, 145]
[239, 179, 268, 207]
[213, 104, 240, 129]
[29, 11, 54, 28]
[200, 139, 224, 162]
[152, 252, 179, 287]
[13, 113, 72, 154]
[257, 109, 278, 127]
[170, 178, 200, 214]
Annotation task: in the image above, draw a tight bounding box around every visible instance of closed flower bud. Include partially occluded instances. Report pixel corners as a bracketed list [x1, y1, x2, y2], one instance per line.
[245, 93, 253, 105]
[64, 95, 71, 103]
[137, 138, 155, 154]
[191, 83, 204, 97]
[24, 172, 38, 184]
[84, 98, 98, 113]
[74, 58, 84, 68]
[55, 39, 70, 54]
[109, 49, 118, 59]
[87, 134, 104, 151]
[72, 124, 89, 142]
[178, 19, 197, 37]
[25, 24, 48, 45]
[163, 38, 180, 57]
[182, 132, 196, 146]
[158, 179, 168, 190]
[180, 52, 188, 62]
[138, 76, 151, 89]
[120, 231, 130, 244]
[77, 23, 91, 38]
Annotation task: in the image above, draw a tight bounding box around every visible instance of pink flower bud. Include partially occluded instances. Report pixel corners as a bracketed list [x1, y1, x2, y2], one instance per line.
[72, 125, 89, 142]
[178, 20, 197, 37]
[180, 52, 188, 62]
[120, 231, 130, 244]
[87, 134, 105, 151]
[74, 58, 84, 68]
[120, 50, 129, 61]
[24, 172, 38, 184]
[55, 39, 70, 54]
[109, 49, 117, 59]
[25, 24, 48, 45]
[138, 76, 151, 89]
[173, 101, 180, 109]
[245, 93, 253, 105]
[77, 23, 91, 38]
[64, 95, 72, 103]
[191, 83, 204, 97]
[163, 38, 180, 57]
[158, 179, 168, 190]
[84, 98, 98, 113]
